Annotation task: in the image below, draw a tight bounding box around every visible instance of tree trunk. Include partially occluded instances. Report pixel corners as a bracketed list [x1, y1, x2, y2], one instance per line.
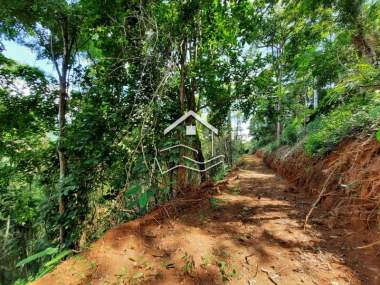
[176, 39, 187, 193]
[193, 129, 206, 182]
[179, 40, 186, 113]
[303, 88, 308, 135]
[187, 74, 206, 181]
[353, 25, 377, 65]
[56, 20, 70, 245]
[58, 79, 67, 245]
[276, 101, 281, 141]
[313, 89, 318, 110]
[226, 112, 233, 166]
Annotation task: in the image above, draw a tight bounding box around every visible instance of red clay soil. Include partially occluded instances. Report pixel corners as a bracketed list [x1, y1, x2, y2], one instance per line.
[265, 133, 380, 285]
[31, 154, 379, 285]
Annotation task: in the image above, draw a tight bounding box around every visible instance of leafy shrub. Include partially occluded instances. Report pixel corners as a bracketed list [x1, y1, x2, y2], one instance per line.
[304, 93, 380, 155]
[209, 197, 225, 209]
[210, 161, 229, 182]
[250, 134, 276, 153]
[262, 140, 281, 153]
[216, 260, 236, 282]
[14, 247, 72, 283]
[280, 119, 304, 145]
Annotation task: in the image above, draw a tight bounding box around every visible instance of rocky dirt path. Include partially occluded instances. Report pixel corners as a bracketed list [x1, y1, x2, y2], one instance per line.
[33, 154, 364, 285]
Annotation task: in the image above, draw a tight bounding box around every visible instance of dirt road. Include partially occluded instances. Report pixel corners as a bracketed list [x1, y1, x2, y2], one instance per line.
[33, 154, 368, 285]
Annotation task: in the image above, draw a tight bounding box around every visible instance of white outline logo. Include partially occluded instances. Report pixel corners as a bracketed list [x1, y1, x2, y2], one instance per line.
[155, 111, 224, 174]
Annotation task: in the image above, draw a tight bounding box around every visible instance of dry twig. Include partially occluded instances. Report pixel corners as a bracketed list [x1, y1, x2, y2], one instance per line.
[356, 239, 380, 249]
[261, 268, 279, 285]
[304, 167, 337, 230]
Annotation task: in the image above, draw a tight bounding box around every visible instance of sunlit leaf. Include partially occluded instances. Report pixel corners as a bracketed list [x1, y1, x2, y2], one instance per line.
[16, 247, 58, 267]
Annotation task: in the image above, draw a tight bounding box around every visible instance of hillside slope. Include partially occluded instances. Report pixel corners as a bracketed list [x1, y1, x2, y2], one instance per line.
[32, 155, 375, 285]
[264, 133, 380, 284]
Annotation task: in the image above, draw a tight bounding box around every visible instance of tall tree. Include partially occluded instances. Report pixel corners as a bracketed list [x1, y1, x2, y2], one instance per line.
[0, 0, 85, 245]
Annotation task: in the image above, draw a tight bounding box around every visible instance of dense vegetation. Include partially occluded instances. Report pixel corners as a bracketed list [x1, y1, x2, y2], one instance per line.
[0, 0, 379, 284]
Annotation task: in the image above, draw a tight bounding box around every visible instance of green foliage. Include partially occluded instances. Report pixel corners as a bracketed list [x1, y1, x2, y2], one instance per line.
[246, 0, 380, 158]
[209, 197, 225, 210]
[42, 250, 71, 269]
[305, 94, 380, 155]
[280, 119, 304, 145]
[250, 135, 276, 153]
[211, 164, 228, 182]
[123, 184, 156, 215]
[15, 247, 71, 282]
[376, 130, 380, 142]
[138, 191, 149, 210]
[0, 54, 55, 284]
[125, 185, 141, 197]
[216, 260, 237, 282]
[270, 92, 380, 156]
[16, 247, 58, 268]
[1, 0, 380, 284]
[262, 140, 281, 154]
[181, 252, 195, 275]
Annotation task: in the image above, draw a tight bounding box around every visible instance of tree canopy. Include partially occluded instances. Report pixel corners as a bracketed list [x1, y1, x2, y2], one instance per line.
[0, 0, 379, 283]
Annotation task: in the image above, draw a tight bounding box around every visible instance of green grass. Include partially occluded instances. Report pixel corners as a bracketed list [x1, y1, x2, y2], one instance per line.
[304, 93, 380, 155]
[261, 92, 380, 156]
